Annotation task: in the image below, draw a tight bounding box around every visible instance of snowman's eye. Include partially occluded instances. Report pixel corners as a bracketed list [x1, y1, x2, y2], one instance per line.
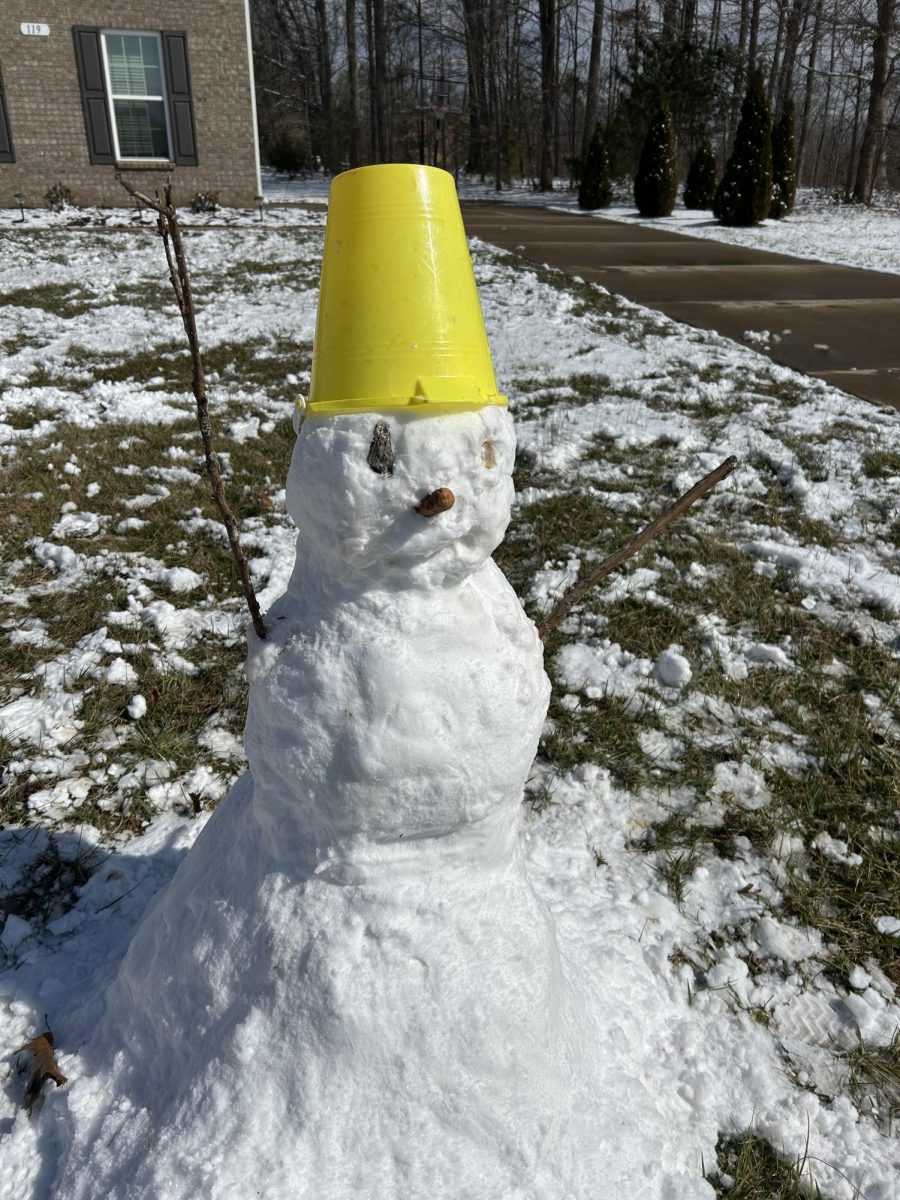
[367, 421, 394, 475]
[481, 440, 497, 469]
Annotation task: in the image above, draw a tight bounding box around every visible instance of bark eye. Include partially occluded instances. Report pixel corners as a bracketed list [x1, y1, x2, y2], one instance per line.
[481, 440, 497, 468]
[367, 421, 394, 475]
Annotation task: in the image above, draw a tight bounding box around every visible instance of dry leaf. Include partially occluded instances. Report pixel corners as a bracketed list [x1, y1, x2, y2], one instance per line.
[16, 1031, 67, 1113]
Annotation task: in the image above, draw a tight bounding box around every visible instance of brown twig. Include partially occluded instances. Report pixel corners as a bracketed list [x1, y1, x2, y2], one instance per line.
[537, 456, 738, 642]
[117, 174, 266, 640]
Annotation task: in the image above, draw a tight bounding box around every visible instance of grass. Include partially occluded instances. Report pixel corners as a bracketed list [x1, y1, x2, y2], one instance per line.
[3, 283, 96, 318]
[0, 827, 102, 936]
[708, 1132, 823, 1198]
[540, 690, 649, 788]
[862, 448, 900, 479]
[62, 335, 311, 393]
[1, 329, 297, 832]
[843, 1029, 900, 1134]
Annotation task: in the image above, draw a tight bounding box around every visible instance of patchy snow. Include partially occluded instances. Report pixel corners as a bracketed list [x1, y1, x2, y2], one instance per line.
[1, 195, 898, 1198]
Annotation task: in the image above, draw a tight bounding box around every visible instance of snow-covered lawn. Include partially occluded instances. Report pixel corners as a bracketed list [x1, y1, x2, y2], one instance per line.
[1, 210, 899, 1197]
[588, 191, 900, 277]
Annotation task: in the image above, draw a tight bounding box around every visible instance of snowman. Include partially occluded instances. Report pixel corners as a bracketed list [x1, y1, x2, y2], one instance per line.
[52, 166, 636, 1199]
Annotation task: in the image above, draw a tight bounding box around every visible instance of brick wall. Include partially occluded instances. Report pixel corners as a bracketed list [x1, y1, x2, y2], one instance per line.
[0, 1, 259, 207]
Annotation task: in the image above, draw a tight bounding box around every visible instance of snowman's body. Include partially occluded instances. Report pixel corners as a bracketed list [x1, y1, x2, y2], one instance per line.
[55, 407, 614, 1199]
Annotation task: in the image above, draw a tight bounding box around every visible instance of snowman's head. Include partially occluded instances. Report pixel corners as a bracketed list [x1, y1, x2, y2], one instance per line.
[286, 405, 516, 586]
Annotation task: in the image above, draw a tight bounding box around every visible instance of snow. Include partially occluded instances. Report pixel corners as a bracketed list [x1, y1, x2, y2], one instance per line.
[654, 646, 693, 688]
[1, 189, 899, 1199]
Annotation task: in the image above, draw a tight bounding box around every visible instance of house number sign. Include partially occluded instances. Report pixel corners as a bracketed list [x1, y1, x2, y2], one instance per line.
[21, 23, 50, 36]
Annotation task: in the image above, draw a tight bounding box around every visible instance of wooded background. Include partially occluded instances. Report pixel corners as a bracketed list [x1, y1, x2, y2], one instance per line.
[249, 0, 898, 204]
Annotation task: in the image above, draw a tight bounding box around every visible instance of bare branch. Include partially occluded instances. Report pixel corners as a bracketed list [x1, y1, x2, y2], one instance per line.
[537, 456, 738, 643]
[117, 174, 267, 641]
[116, 172, 171, 216]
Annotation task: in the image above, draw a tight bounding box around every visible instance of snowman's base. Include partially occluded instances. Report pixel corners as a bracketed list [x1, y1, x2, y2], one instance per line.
[52, 774, 602, 1198]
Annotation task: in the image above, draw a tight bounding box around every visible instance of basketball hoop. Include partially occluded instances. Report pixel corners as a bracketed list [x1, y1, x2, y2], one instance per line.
[416, 75, 467, 118]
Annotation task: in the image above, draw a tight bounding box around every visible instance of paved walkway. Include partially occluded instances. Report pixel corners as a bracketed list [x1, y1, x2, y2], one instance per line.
[461, 203, 900, 411]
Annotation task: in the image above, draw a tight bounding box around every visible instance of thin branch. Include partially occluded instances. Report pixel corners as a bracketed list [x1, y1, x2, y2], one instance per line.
[117, 173, 267, 641]
[537, 456, 738, 643]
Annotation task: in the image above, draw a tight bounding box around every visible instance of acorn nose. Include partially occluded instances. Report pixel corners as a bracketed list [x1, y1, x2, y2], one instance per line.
[415, 487, 455, 518]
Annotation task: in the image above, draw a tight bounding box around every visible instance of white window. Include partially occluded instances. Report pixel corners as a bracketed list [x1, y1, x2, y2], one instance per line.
[100, 31, 171, 160]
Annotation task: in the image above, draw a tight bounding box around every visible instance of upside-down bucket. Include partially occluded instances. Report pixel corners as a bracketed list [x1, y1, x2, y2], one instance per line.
[306, 164, 506, 417]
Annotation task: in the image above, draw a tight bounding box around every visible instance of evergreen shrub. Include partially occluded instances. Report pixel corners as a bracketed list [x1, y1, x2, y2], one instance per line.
[633, 106, 677, 218]
[770, 99, 796, 219]
[713, 70, 772, 226]
[683, 139, 717, 208]
[578, 126, 612, 210]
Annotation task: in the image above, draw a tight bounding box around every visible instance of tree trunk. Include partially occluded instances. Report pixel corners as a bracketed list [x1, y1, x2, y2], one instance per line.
[776, 0, 810, 112]
[346, 0, 361, 167]
[731, 0, 752, 133]
[462, 0, 490, 175]
[812, 9, 837, 186]
[661, 0, 678, 39]
[767, 0, 789, 105]
[797, 0, 823, 183]
[372, 0, 390, 161]
[581, 0, 605, 160]
[313, 0, 335, 169]
[748, 0, 762, 66]
[553, 0, 562, 176]
[709, 0, 722, 47]
[853, 0, 895, 203]
[415, 0, 425, 165]
[845, 42, 868, 193]
[365, 0, 377, 161]
[538, 0, 557, 189]
[682, 0, 698, 38]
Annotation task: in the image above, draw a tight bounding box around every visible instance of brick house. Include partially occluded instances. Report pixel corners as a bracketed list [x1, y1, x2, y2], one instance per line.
[0, 1, 260, 208]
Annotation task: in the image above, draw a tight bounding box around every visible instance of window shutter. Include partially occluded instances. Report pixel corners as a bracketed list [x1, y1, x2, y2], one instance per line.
[72, 27, 115, 164]
[161, 32, 198, 166]
[0, 65, 14, 163]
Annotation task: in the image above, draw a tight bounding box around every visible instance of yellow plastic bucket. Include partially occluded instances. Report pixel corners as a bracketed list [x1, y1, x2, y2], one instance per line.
[306, 164, 506, 417]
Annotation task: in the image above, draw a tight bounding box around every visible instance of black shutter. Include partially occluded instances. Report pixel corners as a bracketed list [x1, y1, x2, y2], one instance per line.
[72, 27, 115, 164]
[161, 32, 198, 165]
[0, 64, 14, 163]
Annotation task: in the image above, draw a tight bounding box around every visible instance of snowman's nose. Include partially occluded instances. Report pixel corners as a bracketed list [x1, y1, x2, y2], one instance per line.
[415, 487, 455, 518]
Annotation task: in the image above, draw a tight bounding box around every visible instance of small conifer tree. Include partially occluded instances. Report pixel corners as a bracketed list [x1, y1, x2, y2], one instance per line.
[769, 99, 796, 219]
[578, 125, 612, 210]
[713, 70, 773, 226]
[683, 139, 717, 209]
[633, 105, 677, 218]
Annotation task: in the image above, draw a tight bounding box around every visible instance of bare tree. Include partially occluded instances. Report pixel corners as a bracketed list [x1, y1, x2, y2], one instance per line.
[372, 0, 391, 160]
[461, 0, 490, 174]
[853, 0, 897, 201]
[346, 0, 362, 167]
[797, 0, 823, 176]
[245, 0, 898, 195]
[538, 0, 558, 189]
[581, 0, 606, 160]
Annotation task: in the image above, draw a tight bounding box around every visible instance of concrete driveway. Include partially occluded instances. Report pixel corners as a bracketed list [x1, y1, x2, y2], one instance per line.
[461, 203, 900, 412]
